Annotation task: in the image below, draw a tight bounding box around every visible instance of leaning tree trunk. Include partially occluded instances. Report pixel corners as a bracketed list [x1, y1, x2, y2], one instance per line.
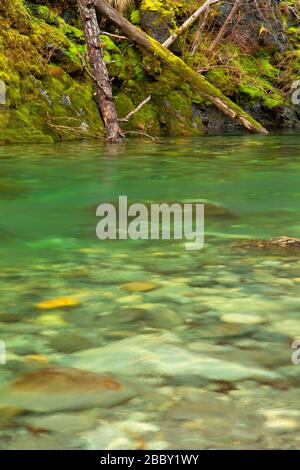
[78, 0, 123, 143]
[93, 0, 268, 135]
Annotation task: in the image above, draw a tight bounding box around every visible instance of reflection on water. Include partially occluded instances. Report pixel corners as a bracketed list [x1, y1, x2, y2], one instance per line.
[0, 134, 300, 449]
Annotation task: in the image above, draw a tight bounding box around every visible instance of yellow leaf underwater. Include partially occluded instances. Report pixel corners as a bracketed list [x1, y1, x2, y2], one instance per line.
[36, 297, 80, 311]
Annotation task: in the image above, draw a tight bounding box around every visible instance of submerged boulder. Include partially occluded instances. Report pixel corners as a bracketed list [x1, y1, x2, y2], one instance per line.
[68, 333, 279, 383]
[0, 367, 135, 413]
[233, 236, 300, 251]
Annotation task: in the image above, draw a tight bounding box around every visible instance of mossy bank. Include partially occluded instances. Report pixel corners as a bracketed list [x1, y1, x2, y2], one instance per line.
[0, 0, 299, 143]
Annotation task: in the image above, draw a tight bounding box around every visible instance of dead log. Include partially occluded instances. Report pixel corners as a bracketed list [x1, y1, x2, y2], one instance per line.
[92, 0, 268, 135]
[78, 0, 124, 143]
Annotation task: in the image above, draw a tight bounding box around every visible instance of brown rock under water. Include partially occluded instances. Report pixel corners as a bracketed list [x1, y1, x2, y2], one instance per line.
[0, 367, 135, 413]
[11, 367, 122, 392]
[233, 236, 300, 251]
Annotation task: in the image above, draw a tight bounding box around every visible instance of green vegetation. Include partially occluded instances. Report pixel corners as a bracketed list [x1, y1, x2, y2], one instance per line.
[0, 0, 299, 143]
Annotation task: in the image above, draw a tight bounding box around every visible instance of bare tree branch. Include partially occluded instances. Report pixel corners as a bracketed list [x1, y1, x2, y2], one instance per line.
[207, 0, 241, 54]
[100, 30, 128, 40]
[119, 95, 151, 122]
[163, 0, 221, 49]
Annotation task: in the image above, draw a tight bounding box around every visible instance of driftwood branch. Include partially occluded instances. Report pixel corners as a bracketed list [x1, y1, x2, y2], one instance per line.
[93, 0, 268, 135]
[163, 0, 221, 49]
[100, 30, 127, 40]
[208, 0, 241, 54]
[119, 95, 151, 122]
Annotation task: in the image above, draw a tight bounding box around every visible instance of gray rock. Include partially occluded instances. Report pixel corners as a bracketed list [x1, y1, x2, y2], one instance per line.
[69, 333, 280, 383]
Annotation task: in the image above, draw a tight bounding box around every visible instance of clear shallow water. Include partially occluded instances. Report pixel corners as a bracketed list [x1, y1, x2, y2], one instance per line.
[0, 134, 300, 449]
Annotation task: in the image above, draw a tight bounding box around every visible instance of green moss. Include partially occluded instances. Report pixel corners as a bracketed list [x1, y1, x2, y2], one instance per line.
[130, 10, 141, 25]
[141, 0, 193, 16]
[0, 0, 30, 32]
[116, 92, 161, 135]
[206, 68, 236, 97]
[32, 4, 59, 26]
[141, 0, 165, 12]
[0, 1, 105, 144]
[157, 90, 201, 136]
[193, 43, 285, 111]
[108, 45, 145, 82]
[115, 92, 133, 117]
[234, 55, 284, 108]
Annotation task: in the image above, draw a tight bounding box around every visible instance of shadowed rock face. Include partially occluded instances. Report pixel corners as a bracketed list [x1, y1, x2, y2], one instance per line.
[233, 236, 300, 251]
[217, 0, 289, 53]
[141, 10, 174, 43]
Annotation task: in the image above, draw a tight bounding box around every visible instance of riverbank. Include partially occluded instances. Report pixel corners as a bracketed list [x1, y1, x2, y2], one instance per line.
[0, 1, 299, 144]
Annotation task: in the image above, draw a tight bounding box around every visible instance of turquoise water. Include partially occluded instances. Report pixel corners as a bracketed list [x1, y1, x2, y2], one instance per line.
[0, 134, 300, 449]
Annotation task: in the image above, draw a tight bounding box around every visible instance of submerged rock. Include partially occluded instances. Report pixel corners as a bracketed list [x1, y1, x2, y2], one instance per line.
[0, 367, 135, 413]
[233, 236, 300, 251]
[48, 334, 94, 353]
[19, 408, 102, 435]
[221, 313, 265, 325]
[34, 313, 68, 327]
[0, 313, 22, 323]
[121, 282, 160, 293]
[69, 333, 279, 383]
[269, 319, 300, 339]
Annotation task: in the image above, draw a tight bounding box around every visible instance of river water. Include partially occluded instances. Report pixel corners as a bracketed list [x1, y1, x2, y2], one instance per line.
[0, 134, 300, 449]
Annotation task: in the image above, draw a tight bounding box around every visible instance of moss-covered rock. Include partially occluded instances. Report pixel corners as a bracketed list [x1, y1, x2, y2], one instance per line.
[0, 1, 104, 144]
[155, 90, 202, 136]
[0, 0, 31, 33]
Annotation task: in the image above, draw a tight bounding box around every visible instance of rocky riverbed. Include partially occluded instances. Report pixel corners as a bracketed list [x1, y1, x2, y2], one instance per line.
[1, 235, 300, 449]
[0, 135, 300, 449]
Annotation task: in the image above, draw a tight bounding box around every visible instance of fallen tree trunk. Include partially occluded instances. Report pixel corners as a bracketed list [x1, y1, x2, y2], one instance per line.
[163, 0, 221, 49]
[78, 0, 124, 143]
[93, 0, 268, 135]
